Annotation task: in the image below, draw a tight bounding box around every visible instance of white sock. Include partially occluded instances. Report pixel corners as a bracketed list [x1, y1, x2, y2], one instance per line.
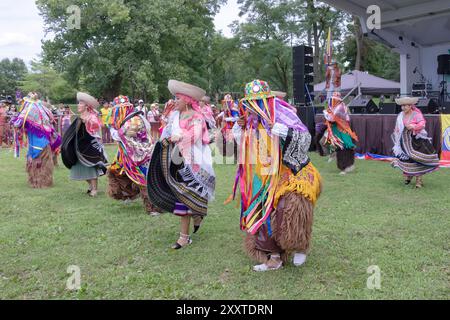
[293, 253, 307, 266]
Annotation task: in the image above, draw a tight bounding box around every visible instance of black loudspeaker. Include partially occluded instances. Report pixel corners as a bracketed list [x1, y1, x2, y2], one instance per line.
[440, 101, 450, 114]
[437, 54, 450, 75]
[379, 102, 400, 114]
[298, 106, 316, 151]
[293, 45, 314, 105]
[416, 98, 439, 114]
[348, 97, 379, 114]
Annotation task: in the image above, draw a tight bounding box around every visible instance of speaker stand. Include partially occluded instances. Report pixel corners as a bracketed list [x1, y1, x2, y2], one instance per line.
[439, 75, 450, 110]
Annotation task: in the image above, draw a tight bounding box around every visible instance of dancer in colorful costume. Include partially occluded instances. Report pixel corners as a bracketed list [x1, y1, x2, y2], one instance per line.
[321, 92, 358, 174]
[391, 97, 440, 188]
[147, 80, 216, 249]
[325, 62, 341, 100]
[61, 92, 108, 197]
[106, 95, 161, 215]
[0, 100, 7, 147]
[231, 80, 322, 271]
[11, 93, 61, 188]
[217, 94, 239, 159]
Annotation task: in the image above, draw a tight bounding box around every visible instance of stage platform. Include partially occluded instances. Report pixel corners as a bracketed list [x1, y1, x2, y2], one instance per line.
[314, 114, 442, 156]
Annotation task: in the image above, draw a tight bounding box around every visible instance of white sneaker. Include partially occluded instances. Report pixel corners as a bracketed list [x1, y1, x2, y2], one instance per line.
[345, 165, 355, 173]
[293, 253, 307, 267]
[253, 261, 283, 272]
[327, 157, 334, 163]
[150, 212, 161, 217]
[339, 171, 347, 175]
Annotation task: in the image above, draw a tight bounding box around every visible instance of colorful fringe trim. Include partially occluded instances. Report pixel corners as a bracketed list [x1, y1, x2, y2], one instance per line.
[274, 163, 322, 208]
[109, 146, 147, 187]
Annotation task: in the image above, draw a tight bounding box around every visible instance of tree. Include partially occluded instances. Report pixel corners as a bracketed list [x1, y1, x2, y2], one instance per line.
[0, 58, 28, 97]
[352, 15, 363, 71]
[20, 60, 76, 103]
[231, 0, 298, 95]
[233, 0, 347, 96]
[339, 24, 400, 81]
[301, 0, 349, 83]
[37, 0, 225, 101]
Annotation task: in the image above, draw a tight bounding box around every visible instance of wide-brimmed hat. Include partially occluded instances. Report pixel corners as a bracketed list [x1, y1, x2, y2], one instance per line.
[168, 80, 206, 101]
[77, 92, 99, 108]
[272, 91, 287, 98]
[243, 80, 274, 100]
[395, 97, 419, 106]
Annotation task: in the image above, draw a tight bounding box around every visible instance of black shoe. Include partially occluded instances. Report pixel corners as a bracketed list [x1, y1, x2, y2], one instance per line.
[171, 238, 192, 250]
[193, 216, 204, 234]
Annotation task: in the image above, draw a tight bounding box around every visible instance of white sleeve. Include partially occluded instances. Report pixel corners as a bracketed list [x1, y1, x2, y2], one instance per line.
[110, 127, 120, 142]
[271, 123, 289, 139]
[160, 111, 181, 141]
[171, 111, 182, 137]
[232, 122, 243, 146]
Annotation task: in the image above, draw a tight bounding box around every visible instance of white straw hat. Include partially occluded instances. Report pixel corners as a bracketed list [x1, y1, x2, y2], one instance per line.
[77, 92, 99, 108]
[395, 97, 419, 106]
[168, 80, 206, 101]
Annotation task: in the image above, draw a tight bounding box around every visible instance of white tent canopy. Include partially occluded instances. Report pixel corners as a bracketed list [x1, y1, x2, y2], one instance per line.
[314, 70, 400, 96]
[321, 0, 450, 95]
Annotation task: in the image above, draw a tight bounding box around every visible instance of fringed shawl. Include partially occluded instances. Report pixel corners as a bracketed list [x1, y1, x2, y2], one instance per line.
[110, 111, 154, 186]
[232, 97, 320, 235]
[12, 99, 61, 159]
[61, 117, 108, 172]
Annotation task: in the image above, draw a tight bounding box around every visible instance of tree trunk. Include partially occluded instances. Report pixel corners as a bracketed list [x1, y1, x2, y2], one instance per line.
[354, 15, 363, 71]
[307, 0, 321, 83]
[313, 23, 321, 83]
[103, 73, 122, 101]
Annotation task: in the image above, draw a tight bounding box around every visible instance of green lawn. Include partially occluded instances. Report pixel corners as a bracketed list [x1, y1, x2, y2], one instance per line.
[0, 145, 448, 300]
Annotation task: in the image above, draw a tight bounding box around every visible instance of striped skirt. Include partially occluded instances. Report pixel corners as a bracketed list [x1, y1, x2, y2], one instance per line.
[147, 139, 210, 217]
[393, 130, 440, 176]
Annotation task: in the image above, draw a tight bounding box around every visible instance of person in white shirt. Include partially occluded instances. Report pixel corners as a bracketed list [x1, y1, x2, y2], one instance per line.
[136, 99, 148, 116]
[147, 103, 161, 140]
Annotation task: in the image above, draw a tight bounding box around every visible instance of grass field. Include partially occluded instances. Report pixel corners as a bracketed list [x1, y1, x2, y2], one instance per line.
[0, 144, 449, 300]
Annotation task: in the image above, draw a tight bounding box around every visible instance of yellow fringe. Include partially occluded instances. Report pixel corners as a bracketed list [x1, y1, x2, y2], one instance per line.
[274, 162, 322, 208]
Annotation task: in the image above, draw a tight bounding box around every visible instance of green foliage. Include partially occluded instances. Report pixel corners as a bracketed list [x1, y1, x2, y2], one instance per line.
[338, 23, 400, 81]
[20, 61, 76, 103]
[232, 0, 347, 95]
[37, 0, 225, 101]
[35, 0, 400, 102]
[0, 58, 28, 96]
